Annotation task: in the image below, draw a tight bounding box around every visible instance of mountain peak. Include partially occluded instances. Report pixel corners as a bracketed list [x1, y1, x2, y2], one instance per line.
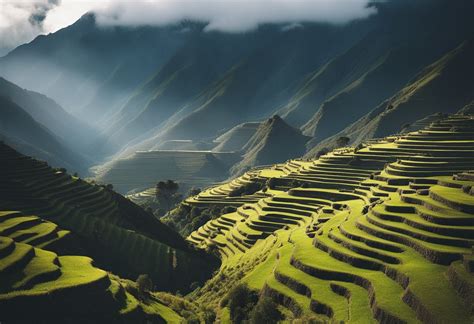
[232, 115, 310, 175]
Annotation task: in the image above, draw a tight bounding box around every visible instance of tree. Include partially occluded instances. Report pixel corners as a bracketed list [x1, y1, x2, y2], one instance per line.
[249, 297, 283, 324]
[227, 284, 259, 323]
[336, 136, 350, 148]
[316, 147, 330, 158]
[155, 180, 182, 212]
[188, 187, 202, 197]
[201, 307, 216, 324]
[136, 274, 153, 297]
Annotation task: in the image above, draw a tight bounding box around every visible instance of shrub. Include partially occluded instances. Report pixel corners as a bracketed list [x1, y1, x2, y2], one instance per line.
[227, 284, 259, 323]
[316, 147, 330, 158]
[222, 206, 237, 214]
[136, 274, 153, 297]
[249, 297, 283, 324]
[336, 136, 350, 147]
[266, 178, 277, 189]
[201, 308, 216, 324]
[188, 187, 202, 197]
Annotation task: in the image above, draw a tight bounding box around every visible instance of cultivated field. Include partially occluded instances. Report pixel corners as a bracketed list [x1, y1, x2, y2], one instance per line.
[187, 114, 474, 323]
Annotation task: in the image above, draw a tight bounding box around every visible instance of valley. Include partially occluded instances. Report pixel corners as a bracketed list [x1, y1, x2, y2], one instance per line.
[0, 0, 473, 323]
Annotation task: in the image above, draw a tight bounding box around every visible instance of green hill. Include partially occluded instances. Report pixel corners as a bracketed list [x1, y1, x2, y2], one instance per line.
[0, 142, 218, 294]
[184, 114, 474, 323]
[0, 208, 191, 322]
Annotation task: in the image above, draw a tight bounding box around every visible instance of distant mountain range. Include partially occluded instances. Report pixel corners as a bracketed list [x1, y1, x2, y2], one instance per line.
[0, 0, 473, 192]
[0, 77, 101, 174]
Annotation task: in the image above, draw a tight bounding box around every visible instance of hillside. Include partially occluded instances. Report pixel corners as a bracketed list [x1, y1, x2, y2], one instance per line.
[213, 122, 261, 153]
[1, 1, 472, 168]
[0, 96, 87, 174]
[231, 115, 310, 176]
[0, 14, 192, 125]
[298, 0, 474, 142]
[183, 114, 474, 322]
[306, 39, 474, 157]
[0, 77, 101, 160]
[0, 215, 183, 322]
[0, 11, 372, 160]
[0, 142, 218, 293]
[93, 150, 240, 194]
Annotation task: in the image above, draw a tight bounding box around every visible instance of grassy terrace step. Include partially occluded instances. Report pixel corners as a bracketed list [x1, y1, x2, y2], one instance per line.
[357, 212, 471, 265]
[3, 248, 60, 292]
[372, 202, 474, 239]
[0, 145, 219, 295]
[188, 115, 474, 322]
[429, 185, 474, 213]
[400, 193, 474, 225]
[0, 236, 180, 321]
[0, 242, 35, 275]
[290, 230, 419, 323]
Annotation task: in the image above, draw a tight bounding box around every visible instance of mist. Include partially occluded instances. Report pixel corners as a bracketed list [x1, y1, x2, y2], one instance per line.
[0, 0, 60, 55]
[96, 0, 376, 32]
[1, 0, 376, 55]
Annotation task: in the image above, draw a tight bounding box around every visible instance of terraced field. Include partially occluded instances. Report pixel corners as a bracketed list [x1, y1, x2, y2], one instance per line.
[188, 115, 474, 323]
[0, 142, 217, 293]
[0, 210, 181, 322]
[94, 150, 239, 194]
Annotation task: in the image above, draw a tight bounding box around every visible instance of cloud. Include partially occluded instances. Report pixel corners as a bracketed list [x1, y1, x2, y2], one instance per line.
[281, 22, 305, 32]
[1, 0, 376, 55]
[0, 0, 63, 54]
[95, 0, 376, 32]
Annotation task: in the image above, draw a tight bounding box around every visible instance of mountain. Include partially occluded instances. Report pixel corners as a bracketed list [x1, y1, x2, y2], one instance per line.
[1, 0, 474, 191]
[103, 31, 266, 150]
[114, 22, 370, 157]
[0, 96, 87, 173]
[0, 14, 192, 125]
[231, 115, 309, 175]
[93, 150, 239, 194]
[0, 77, 101, 159]
[0, 14, 371, 158]
[213, 122, 261, 152]
[295, 0, 474, 143]
[0, 142, 218, 293]
[306, 39, 474, 157]
[184, 114, 474, 323]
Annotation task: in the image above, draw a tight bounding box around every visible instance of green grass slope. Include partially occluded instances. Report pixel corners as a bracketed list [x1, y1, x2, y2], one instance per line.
[0, 221, 181, 322]
[186, 114, 474, 323]
[0, 142, 218, 293]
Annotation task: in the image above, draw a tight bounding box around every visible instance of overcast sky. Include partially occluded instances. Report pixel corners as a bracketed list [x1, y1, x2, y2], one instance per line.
[0, 0, 376, 55]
